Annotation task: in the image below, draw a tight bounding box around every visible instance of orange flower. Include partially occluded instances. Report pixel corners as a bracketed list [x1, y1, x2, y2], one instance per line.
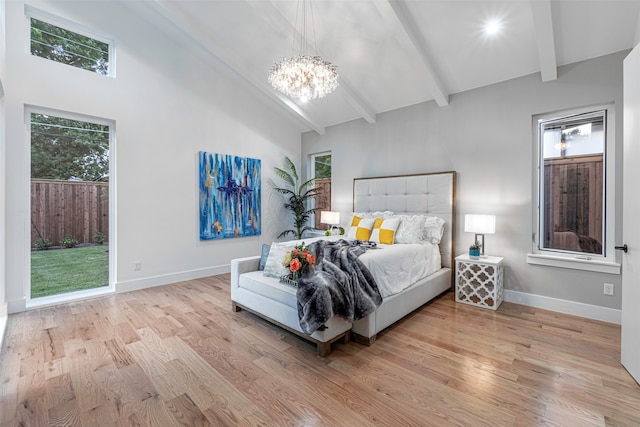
[290, 258, 302, 272]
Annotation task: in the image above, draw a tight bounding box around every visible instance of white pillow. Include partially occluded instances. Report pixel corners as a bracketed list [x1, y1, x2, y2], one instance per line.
[262, 242, 292, 278]
[370, 217, 401, 245]
[350, 210, 394, 220]
[394, 215, 427, 244]
[424, 216, 446, 244]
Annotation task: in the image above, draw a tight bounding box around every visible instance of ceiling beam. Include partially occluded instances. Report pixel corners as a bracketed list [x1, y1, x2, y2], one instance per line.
[530, 0, 558, 82]
[634, 4, 640, 47]
[386, 0, 449, 107]
[261, 0, 377, 124]
[131, 0, 326, 134]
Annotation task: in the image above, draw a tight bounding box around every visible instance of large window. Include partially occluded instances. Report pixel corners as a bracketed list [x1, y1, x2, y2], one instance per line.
[28, 109, 113, 303]
[529, 105, 618, 273]
[28, 7, 113, 76]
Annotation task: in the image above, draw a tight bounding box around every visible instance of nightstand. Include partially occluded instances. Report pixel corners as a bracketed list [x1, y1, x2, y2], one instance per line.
[455, 254, 504, 310]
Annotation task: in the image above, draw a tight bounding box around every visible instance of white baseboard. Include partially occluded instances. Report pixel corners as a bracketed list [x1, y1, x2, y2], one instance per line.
[115, 265, 230, 294]
[7, 265, 231, 314]
[504, 289, 621, 325]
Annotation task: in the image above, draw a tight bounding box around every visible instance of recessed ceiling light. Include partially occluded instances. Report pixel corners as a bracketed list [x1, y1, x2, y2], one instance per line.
[484, 19, 502, 36]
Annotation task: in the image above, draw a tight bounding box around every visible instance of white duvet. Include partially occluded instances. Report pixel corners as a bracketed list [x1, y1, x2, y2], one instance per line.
[273, 236, 441, 299]
[358, 242, 441, 298]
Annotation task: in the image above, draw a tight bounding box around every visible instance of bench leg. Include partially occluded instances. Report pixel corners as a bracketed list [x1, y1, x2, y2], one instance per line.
[317, 341, 332, 357]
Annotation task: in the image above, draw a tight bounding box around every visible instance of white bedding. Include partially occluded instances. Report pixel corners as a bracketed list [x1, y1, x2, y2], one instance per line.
[265, 236, 441, 299]
[358, 241, 441, 298]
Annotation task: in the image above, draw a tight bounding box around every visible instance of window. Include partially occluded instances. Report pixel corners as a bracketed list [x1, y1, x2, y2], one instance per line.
[528, 105, 619, 274]
[27, 107, 114, 306]
[310, 152, 332, 229]
[28, 8, 113, 76]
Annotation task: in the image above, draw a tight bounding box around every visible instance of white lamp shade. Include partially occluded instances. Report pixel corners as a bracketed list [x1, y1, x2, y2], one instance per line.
[464, 214, 496, 234]
[320, 211, 340, 225]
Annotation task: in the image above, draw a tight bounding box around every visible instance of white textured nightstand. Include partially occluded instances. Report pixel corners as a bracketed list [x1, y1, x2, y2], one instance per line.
[455, 254, 504, 310]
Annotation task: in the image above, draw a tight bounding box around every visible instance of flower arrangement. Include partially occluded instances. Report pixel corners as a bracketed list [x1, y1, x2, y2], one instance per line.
[283, 242, 316, 281]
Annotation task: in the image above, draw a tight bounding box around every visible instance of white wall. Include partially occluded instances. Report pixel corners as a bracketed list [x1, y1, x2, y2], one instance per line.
[0, 0, 7, 341]
[303, 51, 627, 319]
[4, 0, 302, 312]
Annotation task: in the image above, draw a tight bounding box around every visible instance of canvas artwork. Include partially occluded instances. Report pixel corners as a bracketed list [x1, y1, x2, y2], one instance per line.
[199, 151, 261, 240]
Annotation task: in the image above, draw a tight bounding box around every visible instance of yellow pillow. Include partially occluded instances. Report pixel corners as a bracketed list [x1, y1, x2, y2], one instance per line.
[370, 217, 401, 245]
[347, 216, 375, 240]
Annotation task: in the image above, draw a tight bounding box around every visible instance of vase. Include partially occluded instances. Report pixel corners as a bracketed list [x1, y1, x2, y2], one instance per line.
[280, 271, 300, 287]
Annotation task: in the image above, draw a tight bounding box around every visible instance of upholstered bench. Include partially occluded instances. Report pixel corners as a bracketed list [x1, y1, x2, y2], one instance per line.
[230, 255, 351, 356]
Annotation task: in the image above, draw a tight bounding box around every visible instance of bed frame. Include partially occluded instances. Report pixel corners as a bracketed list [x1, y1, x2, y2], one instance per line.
[231, 171, 456, 355]
[349, 171, 456, 344]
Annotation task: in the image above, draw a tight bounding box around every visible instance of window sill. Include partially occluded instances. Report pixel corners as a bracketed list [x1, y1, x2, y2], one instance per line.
[526, 253, 620, 275]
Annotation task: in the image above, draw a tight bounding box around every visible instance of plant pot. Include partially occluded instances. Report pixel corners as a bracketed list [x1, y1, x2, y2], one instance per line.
[469, 249, 480, 259]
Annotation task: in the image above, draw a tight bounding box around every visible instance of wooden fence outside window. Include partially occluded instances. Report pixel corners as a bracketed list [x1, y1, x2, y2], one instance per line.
[31, 179, 109, 248]
[543, 154, 603, 253]
[314, 178, 331, 230]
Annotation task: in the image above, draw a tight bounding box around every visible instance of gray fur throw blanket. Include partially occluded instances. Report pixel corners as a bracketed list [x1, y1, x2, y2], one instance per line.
[296, 239, 382, 335]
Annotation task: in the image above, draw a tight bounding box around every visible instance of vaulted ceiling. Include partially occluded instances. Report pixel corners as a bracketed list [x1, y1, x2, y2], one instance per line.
[127, 0, 640, 134]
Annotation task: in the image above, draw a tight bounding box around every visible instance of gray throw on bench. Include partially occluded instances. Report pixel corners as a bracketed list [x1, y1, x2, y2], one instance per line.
[296, 239, 382, 334]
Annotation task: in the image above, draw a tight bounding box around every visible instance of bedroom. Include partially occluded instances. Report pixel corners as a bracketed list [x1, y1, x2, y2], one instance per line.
[1, 0, 640, 424]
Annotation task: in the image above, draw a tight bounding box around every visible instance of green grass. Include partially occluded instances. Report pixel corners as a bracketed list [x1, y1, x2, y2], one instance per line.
[31, 245, 109, 298]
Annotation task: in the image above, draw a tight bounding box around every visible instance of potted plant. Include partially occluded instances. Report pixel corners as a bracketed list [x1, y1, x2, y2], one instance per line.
[273, 156, 323, 239]
[469, 241, 481, 259]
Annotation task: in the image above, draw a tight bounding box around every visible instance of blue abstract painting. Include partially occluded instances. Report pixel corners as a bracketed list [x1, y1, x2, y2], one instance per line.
[199, 152, 261, 240]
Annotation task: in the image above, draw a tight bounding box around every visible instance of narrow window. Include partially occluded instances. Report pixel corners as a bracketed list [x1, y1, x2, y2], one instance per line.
[538, 110, 605, 257]
[310, 153, 332, 230]
[29, 11, 112, 76]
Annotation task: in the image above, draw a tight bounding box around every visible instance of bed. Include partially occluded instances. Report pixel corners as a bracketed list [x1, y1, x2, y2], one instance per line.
[231, 171, 456, 355]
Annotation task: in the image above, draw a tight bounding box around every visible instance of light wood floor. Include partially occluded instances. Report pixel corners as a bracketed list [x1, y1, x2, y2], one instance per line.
[1, 274, 639, 426]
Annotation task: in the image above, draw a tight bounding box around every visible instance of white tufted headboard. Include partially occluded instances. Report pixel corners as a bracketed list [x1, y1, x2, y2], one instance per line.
[353, 171, 456, 269]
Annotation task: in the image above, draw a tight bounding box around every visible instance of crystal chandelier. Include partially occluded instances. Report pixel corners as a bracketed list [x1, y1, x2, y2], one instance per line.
[268, 1, 338, 100]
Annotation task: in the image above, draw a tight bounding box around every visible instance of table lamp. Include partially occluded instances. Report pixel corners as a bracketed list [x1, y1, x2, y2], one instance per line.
[464, 214, 496, 256]
[320, 211, 340, 234]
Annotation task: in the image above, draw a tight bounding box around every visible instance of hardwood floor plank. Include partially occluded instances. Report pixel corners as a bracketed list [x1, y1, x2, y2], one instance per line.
[48, 398, 82, 427]
[114, 321, 141, 345]
[104, 337, 136, 368]
[1, 278, 639, 426]
[164, 393, 211, 426]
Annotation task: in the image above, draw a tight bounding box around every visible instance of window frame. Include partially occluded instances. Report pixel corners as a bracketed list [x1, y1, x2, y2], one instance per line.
[24, 105, 116, 308]
[527, 104, 620, 274]
[309, 151, 332, 229]
[25, 5, 116, 77]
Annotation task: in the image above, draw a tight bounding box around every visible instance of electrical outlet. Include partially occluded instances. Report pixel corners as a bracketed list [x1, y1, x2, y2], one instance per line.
[134, 261, 142, 271]
[603, 283, 614, 296]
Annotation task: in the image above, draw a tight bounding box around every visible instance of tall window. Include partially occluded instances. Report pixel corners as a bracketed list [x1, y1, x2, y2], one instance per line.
[530, 105, 617, 272]
[311, 153, 332, 229]
[28, 8, 113, 76]
[30, 111, 111, 299]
